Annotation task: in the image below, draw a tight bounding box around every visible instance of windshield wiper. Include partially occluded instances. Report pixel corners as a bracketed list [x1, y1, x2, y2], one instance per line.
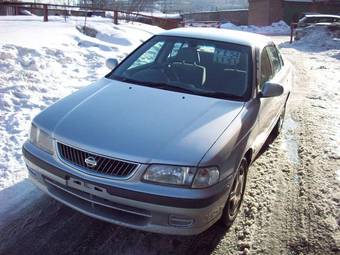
[114, 76, 196, 94]
[113, 76, 243, 100]
[113, 76, 144, 85]
[152, 84, 244, 100]
[196, 91, 244, 100]
[149, 83, 197, 94]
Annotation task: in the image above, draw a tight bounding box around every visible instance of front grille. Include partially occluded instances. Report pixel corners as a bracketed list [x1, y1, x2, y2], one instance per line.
[57, 143, 138, 178]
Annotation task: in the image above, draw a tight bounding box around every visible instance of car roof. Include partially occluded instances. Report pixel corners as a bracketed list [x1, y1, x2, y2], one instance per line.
[304, 14, 340, 18]
[158, 27, 272, 48]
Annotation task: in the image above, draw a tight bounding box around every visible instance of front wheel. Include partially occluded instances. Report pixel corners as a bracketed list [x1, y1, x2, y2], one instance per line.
[220, 158, 248, 229]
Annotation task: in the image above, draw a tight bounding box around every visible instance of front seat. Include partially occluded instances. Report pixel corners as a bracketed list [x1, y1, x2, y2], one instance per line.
[169, 47, 206, 87]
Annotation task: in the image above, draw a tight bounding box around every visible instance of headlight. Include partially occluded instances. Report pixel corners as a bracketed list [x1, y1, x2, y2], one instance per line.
[143, 165, 196, 186]
[30, 124, 54, 154]
[192, 167, 219, 188]
[143, 165, 219, 188]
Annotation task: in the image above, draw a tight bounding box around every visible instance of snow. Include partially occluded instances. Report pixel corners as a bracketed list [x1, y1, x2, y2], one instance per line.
[0, 16, 163, 190]
[0, 17, 339, 254]
[281, 26, 340, 161]
[138, 11, 181, 19]
[336, 169, 340, 182]
[19, 10, 35, 16]
[293, 26, 340, 51]
[281, 117, 299, 165]
[278, 28, 340, 250]
[220, 20, 290, 35]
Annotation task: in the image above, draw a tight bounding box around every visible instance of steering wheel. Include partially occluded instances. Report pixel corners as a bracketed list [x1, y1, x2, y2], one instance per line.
[165, 62, 196, 85]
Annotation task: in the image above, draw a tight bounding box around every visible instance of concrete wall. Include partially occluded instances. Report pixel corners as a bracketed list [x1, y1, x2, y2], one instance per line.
[182, 9, 249, 25]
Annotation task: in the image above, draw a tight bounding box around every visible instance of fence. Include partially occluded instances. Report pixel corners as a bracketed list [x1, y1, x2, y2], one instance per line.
[0, 1, 183, 29]
[182, 9, 248, 26]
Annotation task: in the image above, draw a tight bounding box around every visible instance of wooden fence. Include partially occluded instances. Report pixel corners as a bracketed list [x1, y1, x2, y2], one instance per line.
[0, 1, 183, 29]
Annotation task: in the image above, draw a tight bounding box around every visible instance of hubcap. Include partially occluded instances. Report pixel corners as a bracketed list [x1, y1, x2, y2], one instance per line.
[228, 165, 245, 218]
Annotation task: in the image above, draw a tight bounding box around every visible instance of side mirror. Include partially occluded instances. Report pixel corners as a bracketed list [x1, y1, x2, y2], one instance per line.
[105, 58, 118, 70]
[260, 83, 284, 98]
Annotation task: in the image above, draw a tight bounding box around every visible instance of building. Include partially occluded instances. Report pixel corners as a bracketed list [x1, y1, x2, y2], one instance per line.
[283, 0, 340, 23]
[248, 0, 283, 26]
[248, 0, 340, 26]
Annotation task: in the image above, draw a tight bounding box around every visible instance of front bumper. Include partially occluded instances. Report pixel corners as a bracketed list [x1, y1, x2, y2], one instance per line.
[23, 142, 232, 235]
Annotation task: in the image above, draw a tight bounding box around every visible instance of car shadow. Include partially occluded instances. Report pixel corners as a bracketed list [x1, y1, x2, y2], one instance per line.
[0, 179, 228, 255]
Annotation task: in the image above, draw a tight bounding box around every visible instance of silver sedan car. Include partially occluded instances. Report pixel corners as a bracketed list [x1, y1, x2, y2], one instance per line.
[22, 28, 292, 235]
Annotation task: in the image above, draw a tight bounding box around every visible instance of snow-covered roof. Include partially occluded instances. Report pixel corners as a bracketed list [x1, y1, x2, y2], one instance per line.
[159, 27, 272, 47]
[304, 14, 340, 18]
[284, 0, 325, 2]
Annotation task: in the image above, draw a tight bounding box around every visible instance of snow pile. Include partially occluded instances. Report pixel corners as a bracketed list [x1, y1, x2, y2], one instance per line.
[19, 9, 34, 16]
[220, 20, 290, 35]
[138, 11, 181, 19]
[0, 16, 162, 190]
[293, 26, 340, 51]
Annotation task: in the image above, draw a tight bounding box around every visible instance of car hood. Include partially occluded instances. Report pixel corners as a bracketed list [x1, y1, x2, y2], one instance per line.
[36, 78, 244, 165]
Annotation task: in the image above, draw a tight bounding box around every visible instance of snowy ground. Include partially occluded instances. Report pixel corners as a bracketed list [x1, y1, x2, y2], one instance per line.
[188, 20, 291, 35]
[0, 18, 339, 255]
[0, 16, 162, 190]
[220, 20, 291, 35]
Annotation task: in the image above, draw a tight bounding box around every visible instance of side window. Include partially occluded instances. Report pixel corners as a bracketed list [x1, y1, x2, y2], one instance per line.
[129, 41, 164, 69]
[266, 46, 282, 74]
[260, 48, 273, 88]
[278, 48, 284, 67]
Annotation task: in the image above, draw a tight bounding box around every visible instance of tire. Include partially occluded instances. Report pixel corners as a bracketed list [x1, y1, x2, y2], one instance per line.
[220, 158, 248, 229]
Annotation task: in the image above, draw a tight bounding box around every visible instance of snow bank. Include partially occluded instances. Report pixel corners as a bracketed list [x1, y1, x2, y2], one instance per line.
[293, 26, 340, 51]
[220, 20, 290, 35]
[0, 16, 162, 190]
[138, 11, 181, 19]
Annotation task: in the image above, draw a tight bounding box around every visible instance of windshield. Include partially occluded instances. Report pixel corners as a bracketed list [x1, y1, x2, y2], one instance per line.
[108, 35, 252, 101]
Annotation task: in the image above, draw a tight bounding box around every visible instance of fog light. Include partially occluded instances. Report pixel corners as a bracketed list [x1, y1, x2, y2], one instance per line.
[169, 215, 194, 227]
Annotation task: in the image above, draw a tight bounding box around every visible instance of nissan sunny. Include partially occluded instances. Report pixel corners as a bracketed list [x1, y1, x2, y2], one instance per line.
[23, 28, 292, 235]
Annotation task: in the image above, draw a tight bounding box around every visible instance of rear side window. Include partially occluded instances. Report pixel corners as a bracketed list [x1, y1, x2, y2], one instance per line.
[260, 49, 273, 88]
[266, 46, 282, 74]
[304, 17, 314, 23]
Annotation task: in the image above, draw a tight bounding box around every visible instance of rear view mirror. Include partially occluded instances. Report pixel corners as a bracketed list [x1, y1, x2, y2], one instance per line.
[106, 58, 119, 70]
[260, 83, 284, 98]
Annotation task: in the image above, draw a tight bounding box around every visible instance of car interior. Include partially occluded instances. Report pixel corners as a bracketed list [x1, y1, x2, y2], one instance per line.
[119, 40, 249, 98]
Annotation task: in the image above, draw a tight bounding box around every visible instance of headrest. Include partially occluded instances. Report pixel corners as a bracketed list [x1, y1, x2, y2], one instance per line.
[175, 47, 200, 64]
